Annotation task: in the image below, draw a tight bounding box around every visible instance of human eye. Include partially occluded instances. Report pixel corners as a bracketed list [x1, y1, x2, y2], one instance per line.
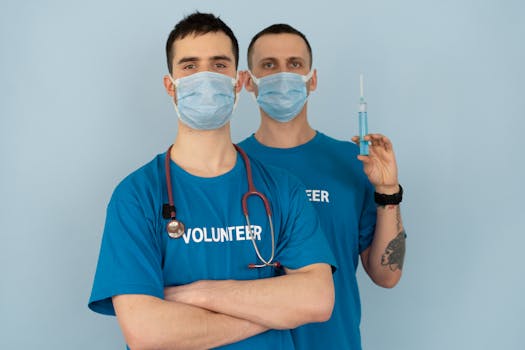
[262, 61, 275, 69]
[183, 63, 197, 70]
[290, 61, 303, 69]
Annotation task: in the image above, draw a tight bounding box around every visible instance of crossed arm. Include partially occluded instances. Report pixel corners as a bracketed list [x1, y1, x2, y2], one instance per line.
[352, 134, 406, 288]
[113, 294, 266, 350]
[113, 262, 333, 350]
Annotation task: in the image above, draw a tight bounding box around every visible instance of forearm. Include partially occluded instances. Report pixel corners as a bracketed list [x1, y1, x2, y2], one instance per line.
[113, 294, 267, 350]
[363, 204, 406, 288]
[167, 263, 334, 329]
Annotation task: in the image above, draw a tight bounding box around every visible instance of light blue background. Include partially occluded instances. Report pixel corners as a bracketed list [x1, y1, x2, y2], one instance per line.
[1, 0, 524, 349]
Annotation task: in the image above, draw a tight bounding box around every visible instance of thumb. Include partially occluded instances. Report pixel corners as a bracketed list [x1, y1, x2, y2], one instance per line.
[357, 155, 371, 163]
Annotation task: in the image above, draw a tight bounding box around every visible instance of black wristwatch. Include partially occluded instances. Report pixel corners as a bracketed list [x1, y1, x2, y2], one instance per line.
[374, 184, 403, 205]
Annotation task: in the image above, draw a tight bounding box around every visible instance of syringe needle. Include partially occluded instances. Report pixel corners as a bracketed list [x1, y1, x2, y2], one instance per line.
[360, 73, 364, 98]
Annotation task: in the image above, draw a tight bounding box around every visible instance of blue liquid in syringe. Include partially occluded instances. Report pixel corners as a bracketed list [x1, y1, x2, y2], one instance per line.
[359, 101, 369, 155]
[358, 74, 369, 156]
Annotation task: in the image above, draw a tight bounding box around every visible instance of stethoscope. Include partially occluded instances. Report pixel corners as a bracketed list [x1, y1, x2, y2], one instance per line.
[164, 144, 281, 269]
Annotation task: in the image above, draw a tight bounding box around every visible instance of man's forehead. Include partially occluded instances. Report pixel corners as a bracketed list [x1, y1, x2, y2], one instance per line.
[252, 33, 309, 61]
[172, 32, 234, 60]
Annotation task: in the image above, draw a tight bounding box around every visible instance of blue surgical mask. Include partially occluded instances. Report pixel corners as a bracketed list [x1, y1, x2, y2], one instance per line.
[249, 70, 313, 123]
[169, 71, 237, 130]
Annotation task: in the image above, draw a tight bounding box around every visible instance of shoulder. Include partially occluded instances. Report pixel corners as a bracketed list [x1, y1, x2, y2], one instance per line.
[245, 153, 306, 205]
[315, 131, 359, 155]
[111, 153, 164, 203]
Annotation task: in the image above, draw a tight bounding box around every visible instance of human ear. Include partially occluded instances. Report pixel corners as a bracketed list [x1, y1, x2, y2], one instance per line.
[244, 70, 256, 93]
[235, 71, 245, 93]
[308, 69, 318, 92]
[163, 75, 176, 97]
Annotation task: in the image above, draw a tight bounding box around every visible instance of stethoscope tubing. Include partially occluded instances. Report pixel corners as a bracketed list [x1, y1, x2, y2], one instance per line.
[165, 144, 280, 269]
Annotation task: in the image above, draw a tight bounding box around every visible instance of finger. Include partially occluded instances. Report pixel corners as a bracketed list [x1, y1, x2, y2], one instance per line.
[368, 134, 393, 151]
[368, 133, 384, 138]
[376, 135, 392, 150]
[352, 136, 371, 151]
[357, 155, 372, 164]
[352, 135, 369, 141]
[367, 134, 383, 146]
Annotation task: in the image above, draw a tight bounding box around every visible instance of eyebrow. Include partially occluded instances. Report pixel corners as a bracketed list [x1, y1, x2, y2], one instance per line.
[287, 56, 306, 63]
[210, 55, 232, 62]
[258, 56, 306, 63]
[177, 55, 232, 65]
[177, 56, 199, 65]
[258, 57, 277, 62]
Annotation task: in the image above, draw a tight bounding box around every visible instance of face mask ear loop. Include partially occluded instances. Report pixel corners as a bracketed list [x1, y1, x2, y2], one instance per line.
[247, 70, 260, 102]
[302, 69, 314, 83]
[302, 70, 315, 99]
[232, 73, 240, 111]
[168, 75, 183, 120]
[248, 70, 260, 86]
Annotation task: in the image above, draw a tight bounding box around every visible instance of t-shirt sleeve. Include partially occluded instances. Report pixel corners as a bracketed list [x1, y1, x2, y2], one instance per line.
[88, 181, 164, 316]
[274, 179, 337, 271]
[358, 179, 377, 253]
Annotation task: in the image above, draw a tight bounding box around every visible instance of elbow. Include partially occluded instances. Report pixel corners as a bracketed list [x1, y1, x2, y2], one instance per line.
[123, 328, 165, 350]
[373, 272, 402, 289]
[114, 295, 189, 350]
[305, 266, 335, 324]
[319, 298, 335, 321]
[272, 264, 335, 329]
[377, 280, 397, 289]
[310, 288, 335, 323]
[307, 305, 333, 324]
[292, 292, 334, 328]
[118, 313, 173, 350]
[126, 339, 150, 350]
[124, 336, 148, 350]
[126, 333, 183, 350]
[125, 329, 197, 350]
[271, 292, 334, 330]
[306, 282, 334, 324]
[289, 280, 335, 328]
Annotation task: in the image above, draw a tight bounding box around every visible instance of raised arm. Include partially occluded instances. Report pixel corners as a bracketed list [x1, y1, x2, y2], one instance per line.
[352, 133, 406, 288]
[113, 294, 268, 350]
[164, 262, 334, 330]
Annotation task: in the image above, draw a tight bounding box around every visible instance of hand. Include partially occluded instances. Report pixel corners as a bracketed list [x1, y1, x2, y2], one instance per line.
[164, 280, 221, 307]
[351, 133, 399, 194]
[164, 281, 204, 305]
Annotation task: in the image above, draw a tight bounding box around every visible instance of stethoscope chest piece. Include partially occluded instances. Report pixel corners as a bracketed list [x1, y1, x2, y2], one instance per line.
[167, 219, 185, 239]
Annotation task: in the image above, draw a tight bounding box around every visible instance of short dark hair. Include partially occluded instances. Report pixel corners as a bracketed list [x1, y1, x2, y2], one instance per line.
[247, 24, 312, 69]
[165, 12, 239, 73]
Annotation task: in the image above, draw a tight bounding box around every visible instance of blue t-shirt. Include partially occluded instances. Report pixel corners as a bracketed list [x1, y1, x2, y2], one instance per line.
[88, 149, 336, 350]
[239, 131, 376, 350]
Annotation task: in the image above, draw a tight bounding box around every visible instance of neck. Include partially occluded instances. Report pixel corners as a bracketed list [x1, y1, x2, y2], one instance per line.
[254, 108, 316, 148]
[171, 122, 236, 177]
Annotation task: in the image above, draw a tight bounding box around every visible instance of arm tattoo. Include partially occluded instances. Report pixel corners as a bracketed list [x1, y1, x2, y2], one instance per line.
[380, 206, 406, 271]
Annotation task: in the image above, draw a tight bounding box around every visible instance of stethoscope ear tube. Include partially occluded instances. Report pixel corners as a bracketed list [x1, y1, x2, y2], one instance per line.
[165, 145, 185, 239]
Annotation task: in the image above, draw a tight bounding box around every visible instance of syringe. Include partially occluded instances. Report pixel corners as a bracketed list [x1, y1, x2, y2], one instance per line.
[358, 74, 369, 156]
